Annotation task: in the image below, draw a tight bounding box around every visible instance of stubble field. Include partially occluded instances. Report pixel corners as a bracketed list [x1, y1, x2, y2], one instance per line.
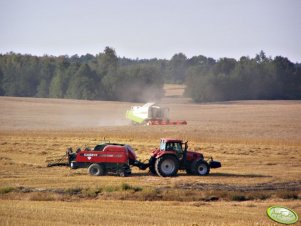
[0, 88, 300, 225]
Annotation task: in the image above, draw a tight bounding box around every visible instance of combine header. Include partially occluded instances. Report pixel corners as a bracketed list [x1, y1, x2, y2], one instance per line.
[126, 103, 187, 125]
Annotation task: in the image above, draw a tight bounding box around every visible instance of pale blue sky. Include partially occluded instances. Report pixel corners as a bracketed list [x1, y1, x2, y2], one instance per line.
[0, 0, 300, 62]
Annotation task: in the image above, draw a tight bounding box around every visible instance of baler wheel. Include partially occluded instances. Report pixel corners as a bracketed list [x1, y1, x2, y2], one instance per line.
[88, 164, 105, 176]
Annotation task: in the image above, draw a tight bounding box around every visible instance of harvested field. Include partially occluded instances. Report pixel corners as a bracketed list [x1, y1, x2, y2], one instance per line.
[0, 93, 300, 225]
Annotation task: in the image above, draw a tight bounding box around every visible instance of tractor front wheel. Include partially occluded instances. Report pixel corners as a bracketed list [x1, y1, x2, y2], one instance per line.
[88, 164, 105, 176]
[192, 160, 210, 176]
[155, 155, 179, 177]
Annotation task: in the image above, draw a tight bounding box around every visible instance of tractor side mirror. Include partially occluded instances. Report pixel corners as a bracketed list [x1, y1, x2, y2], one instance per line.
[184, 141, 188, 152]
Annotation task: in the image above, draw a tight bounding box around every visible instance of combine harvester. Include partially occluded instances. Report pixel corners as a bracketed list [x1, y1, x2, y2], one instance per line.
[126, 102, 187, 125]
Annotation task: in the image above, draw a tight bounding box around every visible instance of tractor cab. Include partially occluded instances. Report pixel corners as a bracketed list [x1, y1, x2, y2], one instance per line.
[159, 138, 187, 159]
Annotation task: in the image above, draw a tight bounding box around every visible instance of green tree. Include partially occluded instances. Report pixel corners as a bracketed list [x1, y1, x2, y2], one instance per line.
[49, 70, 64, 98]
[35, 57, 56, 97]
[166, 53, 187, 83]
[1, 53, 22, 96]
[214, 58, 237, 75]
[36, 79, 49, 97]
[0, 68, 3, 95]
[66, 64, 98, 100]
[95, 47, 118, 75]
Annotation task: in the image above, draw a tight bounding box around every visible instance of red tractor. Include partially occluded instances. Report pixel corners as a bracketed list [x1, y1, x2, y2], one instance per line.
[144, 138, 221, 177]
[66, 138, 221, 177]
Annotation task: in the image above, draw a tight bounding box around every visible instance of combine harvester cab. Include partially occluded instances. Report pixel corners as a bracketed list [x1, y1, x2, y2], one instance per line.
[126, 102, 187, 125]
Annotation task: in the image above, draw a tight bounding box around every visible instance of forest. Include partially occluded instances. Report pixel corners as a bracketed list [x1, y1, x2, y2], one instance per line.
[0, 47, 300, 102]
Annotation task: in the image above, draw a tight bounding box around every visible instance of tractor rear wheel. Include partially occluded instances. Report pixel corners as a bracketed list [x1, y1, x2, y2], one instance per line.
[192, 160, 210, 176]
[155, 155, 179, 177]
[88, 164, 105, 176]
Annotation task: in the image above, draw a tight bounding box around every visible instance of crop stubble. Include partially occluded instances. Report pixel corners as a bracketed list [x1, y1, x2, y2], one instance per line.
[0, 96, 300, 225]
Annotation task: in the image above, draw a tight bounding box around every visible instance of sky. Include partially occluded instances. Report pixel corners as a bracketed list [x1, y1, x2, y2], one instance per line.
[0, 0, 300, 62]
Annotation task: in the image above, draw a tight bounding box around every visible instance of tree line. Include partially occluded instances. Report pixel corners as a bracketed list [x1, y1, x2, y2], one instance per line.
[0, 47, 163, 102]
[0, 48, 300, 102]
[185, 51, 301, 102]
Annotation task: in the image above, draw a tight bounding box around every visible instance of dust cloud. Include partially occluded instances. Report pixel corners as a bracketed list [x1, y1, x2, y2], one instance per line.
[0, 97, 131, 130]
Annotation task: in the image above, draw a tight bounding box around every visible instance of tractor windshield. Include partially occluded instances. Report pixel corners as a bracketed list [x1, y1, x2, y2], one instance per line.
[166, 142, 182, 153]
[160, 140, 166, 150]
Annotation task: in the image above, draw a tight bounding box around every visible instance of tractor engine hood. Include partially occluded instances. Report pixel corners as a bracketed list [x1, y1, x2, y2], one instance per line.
[186, 151, 203, 161]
